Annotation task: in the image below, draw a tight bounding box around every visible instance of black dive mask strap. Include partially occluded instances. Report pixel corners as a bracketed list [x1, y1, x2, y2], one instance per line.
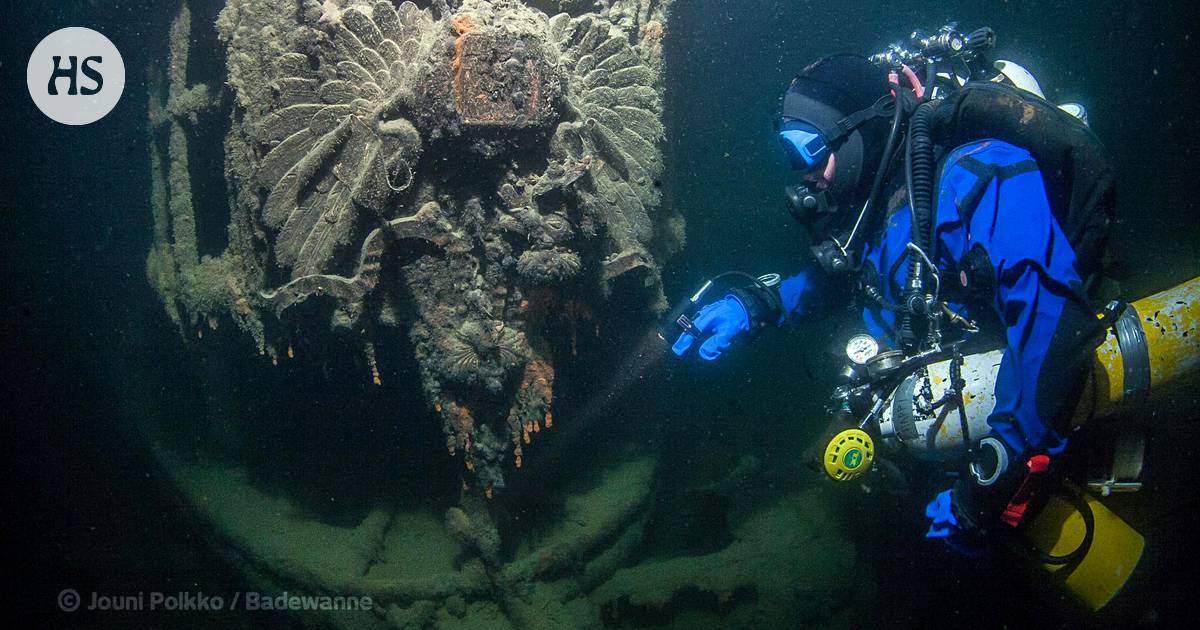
[823, 94, 896, 148]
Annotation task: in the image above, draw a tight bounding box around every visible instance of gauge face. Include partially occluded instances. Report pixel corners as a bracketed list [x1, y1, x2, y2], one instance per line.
[845, 334, 880, 365]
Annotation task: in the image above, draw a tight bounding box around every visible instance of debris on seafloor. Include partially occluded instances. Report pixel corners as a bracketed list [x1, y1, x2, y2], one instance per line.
[155, 442, 868, 628]
[155, 442, 662, 628]
[145, 0, 682, 495]
[591, 489, 875, 629]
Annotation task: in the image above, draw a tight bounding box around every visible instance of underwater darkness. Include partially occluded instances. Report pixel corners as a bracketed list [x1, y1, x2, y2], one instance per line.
[1, 0, 1198, 628]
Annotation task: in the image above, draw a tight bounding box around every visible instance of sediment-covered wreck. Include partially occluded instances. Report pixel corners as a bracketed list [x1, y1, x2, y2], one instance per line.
[142, 1, 868, 626]
[147, 0, 681, 491]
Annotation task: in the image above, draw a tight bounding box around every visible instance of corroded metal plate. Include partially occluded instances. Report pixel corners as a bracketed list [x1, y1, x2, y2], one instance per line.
[454, 32, 549, 127]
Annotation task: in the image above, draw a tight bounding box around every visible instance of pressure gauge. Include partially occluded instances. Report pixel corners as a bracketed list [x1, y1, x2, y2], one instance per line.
[845, 334, 880, 365]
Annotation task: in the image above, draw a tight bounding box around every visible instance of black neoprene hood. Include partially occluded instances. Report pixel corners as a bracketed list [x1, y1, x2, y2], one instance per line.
[780, 54, 891, 198]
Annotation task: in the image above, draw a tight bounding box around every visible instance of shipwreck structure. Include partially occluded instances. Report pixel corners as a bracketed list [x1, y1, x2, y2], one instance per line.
[147, 0, 681, 491]
[141, 1, 868, 627]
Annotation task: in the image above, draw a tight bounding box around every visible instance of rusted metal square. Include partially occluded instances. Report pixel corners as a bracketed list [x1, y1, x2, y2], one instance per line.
[454, 32, 547, 127]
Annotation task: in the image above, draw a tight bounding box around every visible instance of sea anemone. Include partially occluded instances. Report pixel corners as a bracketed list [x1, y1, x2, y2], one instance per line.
[439, 320, 529, 389]
[516, 248, 582, 283]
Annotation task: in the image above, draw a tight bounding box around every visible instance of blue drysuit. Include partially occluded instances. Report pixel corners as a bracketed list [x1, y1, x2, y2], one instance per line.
[781, 139, 1093, 459]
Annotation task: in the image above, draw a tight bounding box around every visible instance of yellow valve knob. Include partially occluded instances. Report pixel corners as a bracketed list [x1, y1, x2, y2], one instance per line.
[823, 429, 875, 481]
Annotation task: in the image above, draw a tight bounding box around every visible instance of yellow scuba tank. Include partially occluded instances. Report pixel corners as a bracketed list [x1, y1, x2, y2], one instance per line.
[1019, 275, 1199, 611]
[1086, 275, 1200, 418]
[835, 276, 1199, 610]
[1021, 481, 1145, 612]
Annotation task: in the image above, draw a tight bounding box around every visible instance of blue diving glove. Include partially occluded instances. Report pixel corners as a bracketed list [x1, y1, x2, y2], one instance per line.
[925, 488, 967, 539]
[670, 296, 750, 361]
[925, 486, 989, 557]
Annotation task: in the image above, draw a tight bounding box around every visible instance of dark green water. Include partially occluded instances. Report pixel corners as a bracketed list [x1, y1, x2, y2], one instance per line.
[3, 1, 1198, 627]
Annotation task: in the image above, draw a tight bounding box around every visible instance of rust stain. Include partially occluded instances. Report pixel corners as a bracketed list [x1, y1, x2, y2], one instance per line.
[453, 31, 544, 126]
[1020, 102, 1036, 125]
[451, 15, 475, 114]
[451, 13, 475, 35]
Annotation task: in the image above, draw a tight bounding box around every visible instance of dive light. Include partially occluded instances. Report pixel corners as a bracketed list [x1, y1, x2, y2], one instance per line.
[657, 279, 713, 342]
[658, 272, 783, 345]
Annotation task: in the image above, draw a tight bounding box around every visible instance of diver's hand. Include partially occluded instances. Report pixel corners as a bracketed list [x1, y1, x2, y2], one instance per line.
[671, 296, 750, 361]
[923, 482, 991, 556]
[926, 436, 1030, 553]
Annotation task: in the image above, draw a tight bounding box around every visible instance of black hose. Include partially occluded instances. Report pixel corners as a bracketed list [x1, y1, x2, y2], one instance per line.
[1036, 482, 1096, 566]
[862, 283, 905, 312]
[900, 100, 939, 349]
[859, 92, 906, 236]
[710, 270, 766, 287]
[710, 271, 781, 310]
[898, 134, 917, 346]
[910, 104, 937, 254]
[950, 353, 971, 453]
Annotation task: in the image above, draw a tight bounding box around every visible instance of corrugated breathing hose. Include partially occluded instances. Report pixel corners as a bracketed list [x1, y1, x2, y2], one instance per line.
[900, 99, 938, 349]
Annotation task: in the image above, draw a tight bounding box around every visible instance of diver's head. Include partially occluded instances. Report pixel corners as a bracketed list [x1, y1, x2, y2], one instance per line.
[778, 54, 892, 225]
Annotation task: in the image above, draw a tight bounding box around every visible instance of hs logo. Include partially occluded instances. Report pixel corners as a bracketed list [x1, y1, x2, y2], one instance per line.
[47, 55, 106, 96]
[27, 27, 125, 125]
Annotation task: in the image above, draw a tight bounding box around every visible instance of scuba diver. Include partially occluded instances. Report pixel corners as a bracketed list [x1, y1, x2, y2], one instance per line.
[667, 29, 1120, 552]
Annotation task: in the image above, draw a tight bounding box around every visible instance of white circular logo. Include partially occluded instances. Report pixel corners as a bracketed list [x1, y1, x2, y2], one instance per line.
[27, 27, 125, 125]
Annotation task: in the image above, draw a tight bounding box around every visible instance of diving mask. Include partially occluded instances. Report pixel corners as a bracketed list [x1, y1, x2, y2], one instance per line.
[778, 122, 830, 171]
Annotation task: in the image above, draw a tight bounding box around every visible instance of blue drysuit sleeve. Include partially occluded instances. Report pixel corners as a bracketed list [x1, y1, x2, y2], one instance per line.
[946, 142, 1092, 456]
[777, 267, 831, 323]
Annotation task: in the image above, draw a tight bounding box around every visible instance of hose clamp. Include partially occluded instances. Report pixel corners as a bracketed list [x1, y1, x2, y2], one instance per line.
[1114, 303, 1151, 404]
[756, 273, 782, 288]
[969, 436, 1009, 487]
